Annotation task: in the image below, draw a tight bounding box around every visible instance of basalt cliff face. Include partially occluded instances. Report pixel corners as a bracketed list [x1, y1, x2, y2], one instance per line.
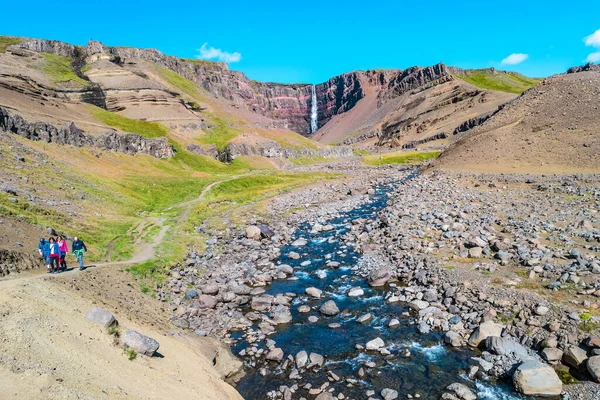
[0, 106, 174, 158]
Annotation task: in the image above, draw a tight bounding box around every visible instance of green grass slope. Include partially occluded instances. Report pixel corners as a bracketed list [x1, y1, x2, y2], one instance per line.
[453, 69, 541, 94]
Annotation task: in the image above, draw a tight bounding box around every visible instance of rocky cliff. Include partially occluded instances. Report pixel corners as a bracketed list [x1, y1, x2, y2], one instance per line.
[0, 106, 174, 158]
[9, 38, 521, 147]
[13, 39, 453, 136]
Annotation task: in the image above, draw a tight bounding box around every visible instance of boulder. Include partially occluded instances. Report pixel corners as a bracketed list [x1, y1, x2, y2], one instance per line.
[563, 345, 588, 368]
[315, 393, 335, 400]
[85, 308, 116, 327]
[446, 383, 476, 400]
[541, 348, 563, 363]
[251, 295, 272, 312]
[381, 388, 399, 400]
[266, 347, 284, 362]
[587, 355, 600, 382]
[513, 360, 562, 396]
[198, 294, 217, 309]
[445, 331, 463, 347]
[348, 287, 364, 297]
[259, 225, 274, 238]
[184, 289, 198, 299]
[366, 337, 385, 350]
[296, 350, 308, 368]
[200, 283, 219, 295]
[467, 321, 504, 347]
[245, 225, 261, 240]
[269, 305, 292, 324]
[484, 336, 529, 359]
[319, 300, 339, 316]
[291, 238, 308, 247]
[306, 287, 322, 298]
[468, 247, 483, 258]
[309, 352, 324, 367]
[408, 300, 429, 311]
[121, 330, 160, 357]
[368, 266, 391, 286]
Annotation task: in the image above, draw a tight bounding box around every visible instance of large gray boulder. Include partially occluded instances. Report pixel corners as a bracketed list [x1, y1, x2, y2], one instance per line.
[245, 225, 261, 240]
[587, 355, 600, 382]
[484, 336, 530, 359]
[368, 266, 391, 287]
[513, 360, 562, 396]
[563, 345, 588, 368]
[85, 308, 116, 327]
[446, 383, 476, 400]
[121, 330, 160, 357]
[265, 347, 284, 362]
[467, 321, 504, 347]
[314, 393, 335, 400]
[306, 287, 322, 298]
[319, 300, 339, 316]
[295, 350, 308, 368]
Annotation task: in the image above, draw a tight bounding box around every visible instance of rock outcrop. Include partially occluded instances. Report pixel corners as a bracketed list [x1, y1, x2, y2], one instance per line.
[567, 62, 600, 74]
[0, 106, 174, 158]
[223, 132, 352, 161]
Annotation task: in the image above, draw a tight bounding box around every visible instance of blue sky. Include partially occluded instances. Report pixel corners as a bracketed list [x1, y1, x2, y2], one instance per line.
[2, 0, 598, 84]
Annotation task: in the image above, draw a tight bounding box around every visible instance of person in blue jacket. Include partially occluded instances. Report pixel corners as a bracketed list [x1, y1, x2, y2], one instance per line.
[37, 238, 51, 273]
[72, 237, 88, 270]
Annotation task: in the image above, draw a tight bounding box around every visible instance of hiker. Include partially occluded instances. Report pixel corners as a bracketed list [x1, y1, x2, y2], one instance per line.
[72, 236, 87, 271]
[48, 237, 61, 273]
[38, 238, 51, 273]
[58, 235, 68, 271]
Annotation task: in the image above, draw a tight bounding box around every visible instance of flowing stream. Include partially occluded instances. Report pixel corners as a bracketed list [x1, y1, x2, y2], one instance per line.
[232, 176, 524, 399]
[310, 85, 318, 133]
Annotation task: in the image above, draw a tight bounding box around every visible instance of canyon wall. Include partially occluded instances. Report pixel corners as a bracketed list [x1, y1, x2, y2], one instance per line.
[14, 39, 457, 138]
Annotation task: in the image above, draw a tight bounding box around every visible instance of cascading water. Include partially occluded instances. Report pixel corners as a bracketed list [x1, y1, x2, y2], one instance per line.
[310, 85, 318, 133]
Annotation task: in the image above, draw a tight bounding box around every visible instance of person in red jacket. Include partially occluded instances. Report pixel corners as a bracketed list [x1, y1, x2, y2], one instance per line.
[58, 235, 69, 271]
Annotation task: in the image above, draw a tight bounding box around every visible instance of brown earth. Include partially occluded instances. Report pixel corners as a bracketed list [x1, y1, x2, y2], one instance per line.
[0, 262, 243, 400]
[433, 70, 600, 173]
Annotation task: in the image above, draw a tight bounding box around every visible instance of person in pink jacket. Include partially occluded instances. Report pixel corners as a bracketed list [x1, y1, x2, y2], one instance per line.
[58, 235, 69, 271]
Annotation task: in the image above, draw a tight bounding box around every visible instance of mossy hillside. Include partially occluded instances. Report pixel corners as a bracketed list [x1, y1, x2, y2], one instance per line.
[0, 36, 23, 53]
[454, 71, 540, 94]
[91, 107, 170, 139]
[0, 135, 250, 262]
[152, 63, 209, 103]
[40, 53, 88, 87]
[362, 150, 441, 166]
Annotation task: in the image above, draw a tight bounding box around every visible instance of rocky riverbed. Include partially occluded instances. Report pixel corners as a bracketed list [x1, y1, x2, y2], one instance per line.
[158, 163, 600, 400]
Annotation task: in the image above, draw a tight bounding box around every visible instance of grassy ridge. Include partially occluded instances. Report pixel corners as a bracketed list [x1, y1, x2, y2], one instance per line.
[363, 150, 441, 166]
[41, 53, 88, 87]
[0, 36, 23, 53]
[454, 71, 540, 94]
[91, 107, 170, 138]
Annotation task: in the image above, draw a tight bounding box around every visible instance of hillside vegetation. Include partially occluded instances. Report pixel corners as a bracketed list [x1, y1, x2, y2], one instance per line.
[453, 69, 540, 94]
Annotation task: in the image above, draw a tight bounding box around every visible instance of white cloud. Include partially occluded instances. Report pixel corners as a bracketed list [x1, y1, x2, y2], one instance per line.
[584, 29, 600, 48]
[197, 43, 241, 63]
[586, 52, 600, 63]
[501, 53, 529, 65]
[584, 29, 600, 63]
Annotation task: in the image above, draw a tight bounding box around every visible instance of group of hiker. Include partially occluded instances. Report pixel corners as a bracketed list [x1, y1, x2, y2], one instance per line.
[38, 236, 87, 274]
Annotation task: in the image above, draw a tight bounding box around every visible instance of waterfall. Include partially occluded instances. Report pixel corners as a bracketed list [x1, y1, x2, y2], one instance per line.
[310, 85, 318, 133]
